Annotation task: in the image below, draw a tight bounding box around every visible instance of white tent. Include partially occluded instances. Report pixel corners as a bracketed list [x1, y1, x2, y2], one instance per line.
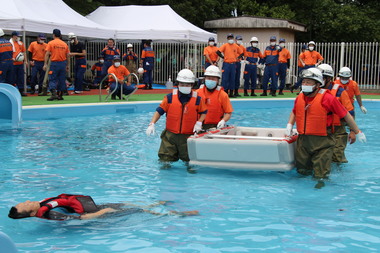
[0, 0, 115, 39]
[86, 5, 216, 43]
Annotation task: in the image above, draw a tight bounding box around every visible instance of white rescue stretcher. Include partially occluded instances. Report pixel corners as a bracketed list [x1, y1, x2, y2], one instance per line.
[187, 126, 297, 171]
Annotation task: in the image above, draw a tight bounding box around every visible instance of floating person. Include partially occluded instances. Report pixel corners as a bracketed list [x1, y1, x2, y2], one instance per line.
[8, 194, 199, 220]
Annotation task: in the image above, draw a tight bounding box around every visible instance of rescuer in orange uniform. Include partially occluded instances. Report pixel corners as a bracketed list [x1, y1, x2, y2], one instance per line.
[285, 68, 366, 179]
[318, 64, 355, 163]
[196, 65, 233, 130]
[145, 69, 207, 163]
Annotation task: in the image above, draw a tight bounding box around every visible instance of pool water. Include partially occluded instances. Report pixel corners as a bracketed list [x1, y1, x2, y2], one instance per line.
[1, 102, 380, 252]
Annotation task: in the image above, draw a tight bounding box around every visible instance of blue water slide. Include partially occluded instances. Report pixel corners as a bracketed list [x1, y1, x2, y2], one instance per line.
[0, 83, 22, 128]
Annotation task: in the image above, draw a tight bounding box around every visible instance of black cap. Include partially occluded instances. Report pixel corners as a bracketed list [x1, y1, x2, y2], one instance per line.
[53, 29, 61, 37]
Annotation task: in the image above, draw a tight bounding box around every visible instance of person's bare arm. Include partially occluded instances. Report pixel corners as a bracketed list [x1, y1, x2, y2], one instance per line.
[80, 208, 116, 220]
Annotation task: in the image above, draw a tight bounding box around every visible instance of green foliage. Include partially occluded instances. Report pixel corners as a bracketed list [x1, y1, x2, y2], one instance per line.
[63, 0, 379, 42]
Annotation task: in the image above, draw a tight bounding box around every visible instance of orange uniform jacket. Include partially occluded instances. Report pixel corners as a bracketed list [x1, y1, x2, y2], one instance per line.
[278, 48, 291, 63]
[330, 83, 353, 126]
[218, 43, 243, 63]
[300, 51, 323, 66]
[160, 89, 207, 134]
[107, 65, 130, 82]
[28, 41, 47, 61]
[196, 85, 233, 124]
[12, 40, 26, 66]
[46, 38, 69, 62]
[203, 45, 219, 63]
[334, 79, 360, 105]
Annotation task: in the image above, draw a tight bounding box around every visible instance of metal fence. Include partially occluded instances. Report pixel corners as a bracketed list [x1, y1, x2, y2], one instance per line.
[24, 37, 380, 89]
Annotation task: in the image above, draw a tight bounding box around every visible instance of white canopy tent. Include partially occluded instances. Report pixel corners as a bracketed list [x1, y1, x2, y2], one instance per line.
[0, 0, 115, 39]
[86, 5, 216, 43]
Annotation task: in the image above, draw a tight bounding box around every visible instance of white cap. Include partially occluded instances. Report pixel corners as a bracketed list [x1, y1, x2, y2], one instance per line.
[338, 67, 352, 78]
[204, 65, 221, 78]
[301, 68, 324, 86]
[0, 28, 4, 37]
[308, 41, 316, 46]
[250, 37, 258, 42]
[68, 32, 76, 39]
[127, 43, 133, 48]
[317, 64, 334, 78]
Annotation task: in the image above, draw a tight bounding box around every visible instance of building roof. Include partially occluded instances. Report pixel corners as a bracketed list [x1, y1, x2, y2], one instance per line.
[205, 16, 306, 32]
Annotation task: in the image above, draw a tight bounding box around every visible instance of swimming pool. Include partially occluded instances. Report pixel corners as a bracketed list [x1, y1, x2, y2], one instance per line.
[1, 100, 380, 252]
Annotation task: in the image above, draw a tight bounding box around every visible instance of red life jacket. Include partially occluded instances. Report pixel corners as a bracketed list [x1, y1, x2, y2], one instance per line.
[166, 89, 199, 134]
[197, 85, 224, 124]
[35, 194, 97, 219]
[295, 89, 328, 136]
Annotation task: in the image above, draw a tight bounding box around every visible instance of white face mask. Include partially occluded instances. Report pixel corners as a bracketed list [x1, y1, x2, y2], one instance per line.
[301, 85, 315, 93]
[228, 39, 234, 44]
[251, 43, 258, 47]
[209, 42, 215, 46]
[280, 43, 285, 47]
[236, 40, 242, 45]
[270, 42, 276, 46]
[178, 86, 192, 94]
[99, 60, 104, 63]
[341, 79, 349, 84]
[114, 62, 121, 67]
[309, 46, 314, 51]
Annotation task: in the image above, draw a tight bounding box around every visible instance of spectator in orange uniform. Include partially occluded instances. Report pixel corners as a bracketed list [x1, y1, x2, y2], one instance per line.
[277, 38, 291, 95]
[216, 33, 244, 98]
[107, 55, 137, 100]
[28, 33, 47, 94]
[101, 38, 120, 76]
[335, 66, 367, 117]
[285, 68, 366, 180]
[197, 65, 233, 130]
[10, 31, 28, 96]
[203, 37, 219, 70]
[123, 43, 138, 74]
[299, 41, 323, 69]
[318, 64, 355, 163]
[145, 69, 207, 163]
[43, 29, 70, 101]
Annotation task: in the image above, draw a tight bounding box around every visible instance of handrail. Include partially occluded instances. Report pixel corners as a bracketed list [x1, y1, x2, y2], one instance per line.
[98, 73, 118, 102]
[98, 72, 140, 102]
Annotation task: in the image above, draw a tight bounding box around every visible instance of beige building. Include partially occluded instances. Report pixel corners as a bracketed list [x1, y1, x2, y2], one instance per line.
[204, 16, 306, 43]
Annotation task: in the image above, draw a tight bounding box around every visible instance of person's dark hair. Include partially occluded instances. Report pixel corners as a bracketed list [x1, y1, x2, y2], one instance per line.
[108, 38, 115, 43]
[8, 206, 32, 219]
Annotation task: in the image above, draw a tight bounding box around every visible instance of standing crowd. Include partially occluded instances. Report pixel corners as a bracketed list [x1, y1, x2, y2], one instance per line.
[0, 28, 155, 100]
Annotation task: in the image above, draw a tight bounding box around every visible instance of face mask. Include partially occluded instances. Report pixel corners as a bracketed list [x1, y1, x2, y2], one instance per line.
[251, 43, 258, 47]
[114, 62, 120, 67]
[301, 85, 315, 93]
[340, 79, 349, 84]
[309, 46, 314, 51]
[99, 60, 104, 63]
[70, 39, 75, 44]
[205, 79, 217, 89]
[228, 39, 234, 44]
[209, 42, 215, 46]
[280, 43, 285, 47]
[270, 42, 276, 46]
[178, 86, 192, 94]
[236, 40, 242, 45]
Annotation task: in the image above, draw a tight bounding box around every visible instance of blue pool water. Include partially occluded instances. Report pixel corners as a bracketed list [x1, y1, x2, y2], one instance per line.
[1, 100, 380, 252]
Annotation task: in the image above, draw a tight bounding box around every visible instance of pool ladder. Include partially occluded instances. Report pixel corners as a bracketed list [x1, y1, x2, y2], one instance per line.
[98, 73, 139, 102]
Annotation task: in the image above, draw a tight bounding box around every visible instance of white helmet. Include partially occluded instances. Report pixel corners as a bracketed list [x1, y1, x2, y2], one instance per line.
[68, 32, 76, 39]
[204, 65, 221, 78]
[318, 64, 334, 78]
[308, 41, 316, 46]
[301, 68, 324, 86]
[137, 67, 144, 74]
[176, 69, 195, 83]
[15, 52, 24, 62]
[0, 28, 4, 37]
[127, 43, 133, 48]
[250, 37, 258, 42]
[338, 67, 351, 78]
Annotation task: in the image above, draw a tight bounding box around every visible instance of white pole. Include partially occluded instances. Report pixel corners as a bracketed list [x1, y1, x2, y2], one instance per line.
[339, 42, 345, 69]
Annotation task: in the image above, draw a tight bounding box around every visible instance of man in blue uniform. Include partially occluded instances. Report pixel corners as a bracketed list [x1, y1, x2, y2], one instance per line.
[260, 36, 281, 97]
[68, 32, 87, 94]
[243, 37, 263, 96]
[0, 28, 13, 84]
[140, 40, 155, 90]
[100, 38, 120, 76]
